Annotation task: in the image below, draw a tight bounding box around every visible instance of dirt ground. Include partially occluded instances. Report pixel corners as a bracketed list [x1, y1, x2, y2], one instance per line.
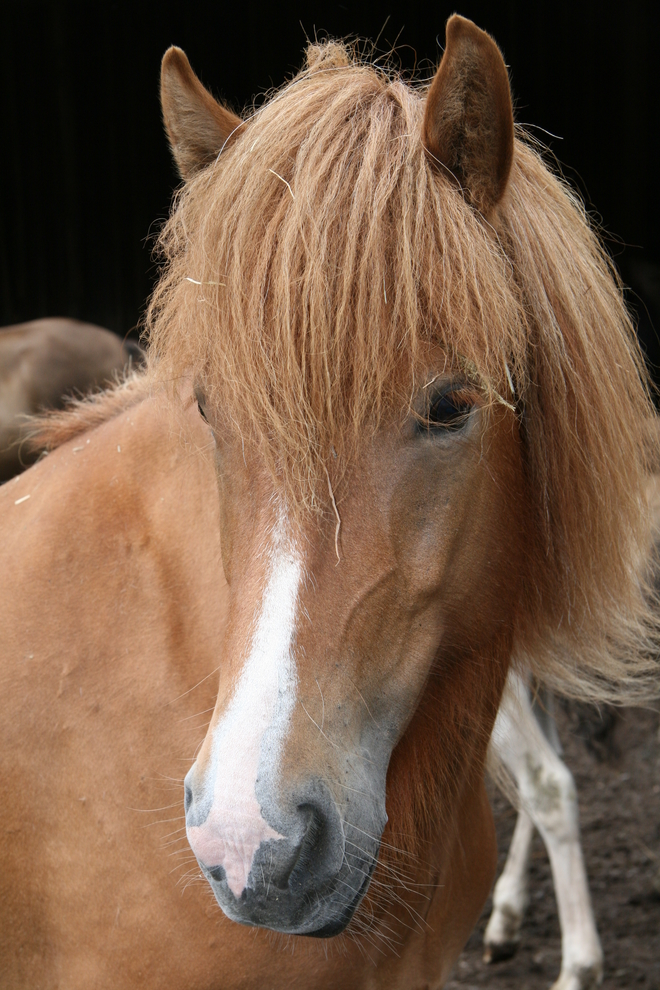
[447, 705, 660, 990]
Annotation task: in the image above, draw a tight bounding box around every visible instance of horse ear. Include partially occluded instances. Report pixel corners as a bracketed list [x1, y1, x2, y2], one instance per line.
[422, 15, 514, 215]
[160, 47, 243, 179]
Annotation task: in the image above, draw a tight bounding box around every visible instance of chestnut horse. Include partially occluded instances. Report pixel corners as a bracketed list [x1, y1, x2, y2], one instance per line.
[0, 15, 657, 990]
[0, 318, 143, 481]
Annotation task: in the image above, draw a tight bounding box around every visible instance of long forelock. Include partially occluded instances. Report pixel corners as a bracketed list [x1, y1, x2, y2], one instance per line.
[147, 42, 523, 507]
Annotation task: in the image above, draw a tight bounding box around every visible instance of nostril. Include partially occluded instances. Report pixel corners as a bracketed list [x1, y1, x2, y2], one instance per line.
[184, 785, 193, 814]
[303, 805, 322, 841]
[287, 804, 330, 890]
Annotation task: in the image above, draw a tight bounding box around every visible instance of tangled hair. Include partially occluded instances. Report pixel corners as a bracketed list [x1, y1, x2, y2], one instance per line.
[146, 40, 658, 702]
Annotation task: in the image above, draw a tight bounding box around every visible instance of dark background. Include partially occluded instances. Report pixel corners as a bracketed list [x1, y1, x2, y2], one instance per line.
[1, 0, 659, 371]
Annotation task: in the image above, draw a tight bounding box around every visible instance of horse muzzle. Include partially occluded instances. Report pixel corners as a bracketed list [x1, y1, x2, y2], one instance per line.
[184, 771, 385, 935]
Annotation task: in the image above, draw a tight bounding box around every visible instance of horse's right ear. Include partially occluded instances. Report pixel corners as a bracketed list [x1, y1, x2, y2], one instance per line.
[422, 15, 514, 215]
[160, 47, 243, 180]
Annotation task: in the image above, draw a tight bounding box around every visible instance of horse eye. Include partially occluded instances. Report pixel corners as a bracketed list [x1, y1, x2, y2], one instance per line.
[197, 400, 208, 423]
[424, 391, 473, 432]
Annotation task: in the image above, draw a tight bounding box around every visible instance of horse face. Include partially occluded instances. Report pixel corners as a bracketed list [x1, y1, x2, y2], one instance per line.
[184, 369, 524, 936]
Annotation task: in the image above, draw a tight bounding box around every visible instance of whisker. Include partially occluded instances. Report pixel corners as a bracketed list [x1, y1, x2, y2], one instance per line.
[162, 665, 221, 709]
[139, 815, 186, 829]
[341, 819, 416, 859]
[178, 707, 216, 723]
[160, 827, 189, 842]
[299, 704, 376, 765]
[343, 672, 380, 729]
[314, 676, 325, 732]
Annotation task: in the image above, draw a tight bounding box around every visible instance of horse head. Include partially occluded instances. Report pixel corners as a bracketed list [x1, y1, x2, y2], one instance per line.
[184, 363, 525, 935]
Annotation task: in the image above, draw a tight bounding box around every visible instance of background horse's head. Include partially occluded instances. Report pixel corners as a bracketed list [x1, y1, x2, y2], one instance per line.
[150, 16, 656, 938]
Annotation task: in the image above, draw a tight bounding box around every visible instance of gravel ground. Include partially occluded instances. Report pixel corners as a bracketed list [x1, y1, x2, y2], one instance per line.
[447, 706, 660, 990]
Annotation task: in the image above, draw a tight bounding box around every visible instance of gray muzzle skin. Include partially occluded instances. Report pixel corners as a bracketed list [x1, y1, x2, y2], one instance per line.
[184, 757, 389, 936]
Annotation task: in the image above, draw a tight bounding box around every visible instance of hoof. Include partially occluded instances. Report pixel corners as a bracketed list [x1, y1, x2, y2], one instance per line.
[550, 964, 603, 990]
[483, 902, 523, 963]
[483, 939, 520, 964]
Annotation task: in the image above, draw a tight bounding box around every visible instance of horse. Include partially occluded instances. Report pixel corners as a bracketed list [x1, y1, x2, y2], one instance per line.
[0, 317, 143, 481]
[1, 14, 658, 990]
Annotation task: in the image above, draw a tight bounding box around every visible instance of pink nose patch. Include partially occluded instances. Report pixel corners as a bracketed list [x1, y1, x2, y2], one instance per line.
[188, 799, 285, 897]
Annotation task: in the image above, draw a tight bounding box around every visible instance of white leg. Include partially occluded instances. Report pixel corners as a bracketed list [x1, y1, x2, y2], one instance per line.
[488, 672, 603, 990]
[483, 807, 534, 961]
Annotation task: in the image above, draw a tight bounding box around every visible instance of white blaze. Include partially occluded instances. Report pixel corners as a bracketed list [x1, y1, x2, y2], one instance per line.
[187, 510, 302, 897]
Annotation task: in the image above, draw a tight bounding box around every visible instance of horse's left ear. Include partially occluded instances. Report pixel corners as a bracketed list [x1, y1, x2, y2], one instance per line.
[422, 15, 514, 215]
[160, 47, 243, 179]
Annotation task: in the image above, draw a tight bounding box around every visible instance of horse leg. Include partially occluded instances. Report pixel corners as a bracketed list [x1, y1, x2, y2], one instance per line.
[483, 805, 534, 961]
[488, 672, 603, 990]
